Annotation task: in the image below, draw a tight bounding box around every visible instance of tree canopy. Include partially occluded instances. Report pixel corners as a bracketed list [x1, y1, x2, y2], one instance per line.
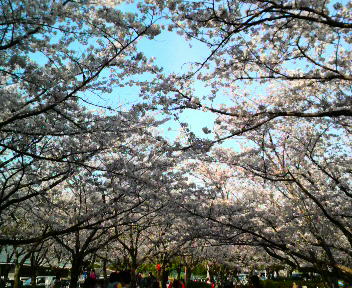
[0, 0, 351, 287]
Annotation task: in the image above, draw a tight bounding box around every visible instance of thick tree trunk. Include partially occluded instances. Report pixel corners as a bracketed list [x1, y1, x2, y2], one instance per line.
[30, 255, 38, 288]
[70, 256, 83, 288]
[130, 257, 137, 288]
[31, 275, 37, 288]
[161, 268, 169, 288]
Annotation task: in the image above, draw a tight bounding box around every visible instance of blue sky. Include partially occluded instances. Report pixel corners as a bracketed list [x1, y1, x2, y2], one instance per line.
[25, 2, 244, 147]
[105, 26, 219, 142]
[138, 32, 216, 140]
[27, 0, 350, 148]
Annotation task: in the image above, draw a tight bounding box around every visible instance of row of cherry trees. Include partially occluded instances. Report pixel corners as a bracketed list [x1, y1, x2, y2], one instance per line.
[0, 0, 185, 287]
[1, 0, 351, 287]
[145, 0, 351, 284]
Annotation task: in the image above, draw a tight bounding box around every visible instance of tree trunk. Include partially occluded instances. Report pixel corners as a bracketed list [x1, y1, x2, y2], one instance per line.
[31, 275, 37, 288]
[70, 256, 83, 288]
[156, 269, 161, 288]
[30, 254, 38, 288]
[161, 268, 169, 288]
[13, 251, 30, 288]
[102, 258, 108, 288]
[184, 266, 192, 288]
[90, 254, 96, 270]
[13, 264, 21, 288]
[130, 256, 137, 288]
[177, 263, 182, 280]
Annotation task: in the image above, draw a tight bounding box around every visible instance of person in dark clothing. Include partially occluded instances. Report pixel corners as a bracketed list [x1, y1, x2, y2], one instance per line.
[172, 280, 181, 288]
[83, 276, 96, 288]
[146, 273, 158, 288]
[119, 271, 131, 288]
[107, 272, 120, 288]
[223, 279, 233, 288]
[109, 272, 120, 283]
[249, 275, 262, 288]
[140, 276, 148, 288]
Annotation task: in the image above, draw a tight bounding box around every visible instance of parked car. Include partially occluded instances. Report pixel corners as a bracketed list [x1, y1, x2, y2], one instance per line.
[5, 280, 14, 288]
[237, 274, 249, 285]
[4, 280, 26, 288]
[36, 276, 56, 288]
[23, 279, 32, 287]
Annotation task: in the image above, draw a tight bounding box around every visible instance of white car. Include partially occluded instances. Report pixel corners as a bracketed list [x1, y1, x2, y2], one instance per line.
[237, 274, 249, 285]
[36, 276, 56, 288]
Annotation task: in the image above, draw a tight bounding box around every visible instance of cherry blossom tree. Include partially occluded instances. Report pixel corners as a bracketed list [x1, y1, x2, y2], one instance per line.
[177, 150, 352, 284]
[0, 0, 163, 245]
[2, 1, 351, 287]
[133, 0, 352, 285]
[47, 130, 186, 288]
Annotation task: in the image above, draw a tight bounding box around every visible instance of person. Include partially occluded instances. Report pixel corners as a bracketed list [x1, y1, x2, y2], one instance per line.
[171, 280, 181, 288]
[82, 269, 97, 288]
[162, 271, 168, 288]
[223, 278, 233, 288]
[0, 278, 6, 288]
[107, 272, 120, 288]
[89, 270, 97, 281]
[248, 275, 262, 288]
[52, 278, 61, 288]
[83, 276, 96, 288]
[119, 271, 131, 288]
[140, 275, 149, 288]
[146, 273, 157, 288]
[169, 279, 184, 288]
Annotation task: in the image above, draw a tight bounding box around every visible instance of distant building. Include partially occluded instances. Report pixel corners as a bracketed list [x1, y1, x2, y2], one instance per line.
[0, 246, 70, 281]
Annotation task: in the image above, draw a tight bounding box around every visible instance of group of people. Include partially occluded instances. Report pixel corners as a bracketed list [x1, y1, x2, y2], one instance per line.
[167, 279, 186, 288]
[83, 270, 99, 288]
[107, 271, 131, 288]
[215, 275, 263, 288]
[137, 272, 159, 288]
[108, 271, 162, 288]
[83, 271, 263, 288]
[248, 275, 263, 288]
[83, 269, 132, 288]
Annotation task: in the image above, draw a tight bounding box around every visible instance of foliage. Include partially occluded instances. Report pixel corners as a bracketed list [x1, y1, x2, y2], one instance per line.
[192, 264, 208, 277]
